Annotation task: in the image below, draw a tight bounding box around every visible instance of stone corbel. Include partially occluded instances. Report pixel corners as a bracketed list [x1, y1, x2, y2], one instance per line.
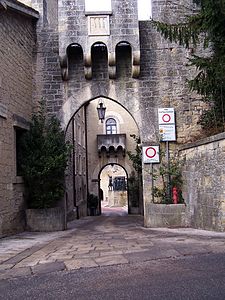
[132, 50, 140, 78]
[84, 53, 92, 80]
[108, 52, 116, 79]
[106, 149, 110, 158]
[59, 54, 69, 81]
[98, 149, 102, 158]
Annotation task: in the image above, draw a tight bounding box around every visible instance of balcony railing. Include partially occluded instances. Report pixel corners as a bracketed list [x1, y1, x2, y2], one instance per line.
[97, 134, 126, 156]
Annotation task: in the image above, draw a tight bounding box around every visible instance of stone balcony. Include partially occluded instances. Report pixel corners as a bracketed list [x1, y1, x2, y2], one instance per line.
[97, 134, 126, 157]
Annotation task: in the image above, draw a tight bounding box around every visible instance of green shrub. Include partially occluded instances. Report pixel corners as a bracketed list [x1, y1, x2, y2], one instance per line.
[19, 105, 71, 209]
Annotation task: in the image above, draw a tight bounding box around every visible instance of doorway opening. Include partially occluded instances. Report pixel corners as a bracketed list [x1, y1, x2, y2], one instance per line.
[65, 96, 143, 221]
[99, 164, 128, 216]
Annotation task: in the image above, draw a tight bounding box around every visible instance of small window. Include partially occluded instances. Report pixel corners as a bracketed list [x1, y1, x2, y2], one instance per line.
[113, 176, 127, 191]
[106, 118, 117, 134]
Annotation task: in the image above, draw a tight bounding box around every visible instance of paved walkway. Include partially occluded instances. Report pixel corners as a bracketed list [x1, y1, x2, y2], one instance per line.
[0, 207, 225, 280]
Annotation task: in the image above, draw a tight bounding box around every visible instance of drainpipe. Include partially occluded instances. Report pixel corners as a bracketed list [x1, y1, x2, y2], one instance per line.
[72, 118, 79, 219]
[84, 103, 89, 215]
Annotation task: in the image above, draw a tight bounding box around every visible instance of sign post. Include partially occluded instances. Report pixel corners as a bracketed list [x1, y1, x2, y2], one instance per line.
[158, 108, 176, 142]
[158, 108, 176, 201]
[143, 146, 160, 203]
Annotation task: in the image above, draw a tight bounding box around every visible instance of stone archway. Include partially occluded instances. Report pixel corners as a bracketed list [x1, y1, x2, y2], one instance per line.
[64, 96, 142, 220]
[59, 94, 141, 132]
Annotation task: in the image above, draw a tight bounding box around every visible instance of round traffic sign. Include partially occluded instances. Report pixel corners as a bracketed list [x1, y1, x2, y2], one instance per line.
[145, 147, 156, 158]
[162, 114, 171, 123]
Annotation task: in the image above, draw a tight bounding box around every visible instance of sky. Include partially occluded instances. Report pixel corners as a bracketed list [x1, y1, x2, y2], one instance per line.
[137, 0, 152, 20]
[85, 0, 152, 20]
[18, 0, 152, 20]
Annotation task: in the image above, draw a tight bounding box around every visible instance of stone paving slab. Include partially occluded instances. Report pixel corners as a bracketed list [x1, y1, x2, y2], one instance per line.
[3, 245, 44, 265]
[0, 264, 14, 271]
[0, 267, 31, 280]
[124, 249, 180, 263]
[94, 255, 129, 266]
[0, 214, 225, 280]
[73, 251, 100, 259]
[64, 258, 98, 270]
[173, 244, 211, 256]
[31, 261, 66, 275]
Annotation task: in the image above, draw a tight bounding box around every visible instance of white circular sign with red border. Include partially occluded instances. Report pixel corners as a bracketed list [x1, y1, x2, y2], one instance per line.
[143, 146, 160, 164]
[158, 108, 175, 125]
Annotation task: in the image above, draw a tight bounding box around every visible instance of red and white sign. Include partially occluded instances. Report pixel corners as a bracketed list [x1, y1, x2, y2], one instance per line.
[158, 108, 175, 125]
[143, 146, 160, 164]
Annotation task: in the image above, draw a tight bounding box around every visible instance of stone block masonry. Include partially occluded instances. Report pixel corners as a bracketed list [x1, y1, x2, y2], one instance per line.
[144, 204, 186, 228]
[0, 5, 38, 236]
[32, 0, 205, 144]
[32, 0, 208, 231]
[26, 208, 66, 232]
[180, 132, 225, 231]
[1, 0, 219, 235]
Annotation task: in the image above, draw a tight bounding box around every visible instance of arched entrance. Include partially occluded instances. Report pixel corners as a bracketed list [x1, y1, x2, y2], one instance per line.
[65, 96, 143, 221]
[99, 163, 128, 216]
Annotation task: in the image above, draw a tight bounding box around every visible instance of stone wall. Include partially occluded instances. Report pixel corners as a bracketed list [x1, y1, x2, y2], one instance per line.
[145, 204, 186, 228]
[65, 106, 87, 220]
[0, 5, 38, 236]
[26, 208, 66, 232]
[180, 133, 225, 231]
[31, 0, 207, 228]
[31, 0, 62, 115]
[139, 22, 204, 145]
[30, 0, 205, 144]
[1, 0, 213, 235]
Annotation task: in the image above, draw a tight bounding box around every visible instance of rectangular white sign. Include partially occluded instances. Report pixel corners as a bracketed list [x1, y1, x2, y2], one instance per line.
[143, 146, 160, 164]
[158, 108, 175, 125]
[159, 124, 176, 141]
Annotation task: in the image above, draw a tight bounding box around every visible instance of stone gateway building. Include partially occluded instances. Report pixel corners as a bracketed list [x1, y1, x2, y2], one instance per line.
[1, 0, 225, 236]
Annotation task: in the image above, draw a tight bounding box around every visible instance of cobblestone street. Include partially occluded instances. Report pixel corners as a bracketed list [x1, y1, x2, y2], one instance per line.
[0, 207, 225, 280]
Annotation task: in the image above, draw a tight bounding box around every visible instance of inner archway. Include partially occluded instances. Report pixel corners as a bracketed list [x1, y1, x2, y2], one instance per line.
[100, 164, 128, 216]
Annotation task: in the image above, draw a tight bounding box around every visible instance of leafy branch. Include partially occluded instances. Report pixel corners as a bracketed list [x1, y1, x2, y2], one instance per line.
[19, 102, 72, 209]
[151, 0, 225, 133]
[151, 151, 184, 204]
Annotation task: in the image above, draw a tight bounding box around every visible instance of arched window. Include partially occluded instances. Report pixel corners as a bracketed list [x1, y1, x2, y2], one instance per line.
[106, 118, 117, 134]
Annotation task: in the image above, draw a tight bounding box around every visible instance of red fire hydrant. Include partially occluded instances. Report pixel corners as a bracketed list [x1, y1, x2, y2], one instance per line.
[172, 187, 178, 204]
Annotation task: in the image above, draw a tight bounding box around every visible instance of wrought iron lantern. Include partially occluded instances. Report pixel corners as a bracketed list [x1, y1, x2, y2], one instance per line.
[97, 99, 106, 123]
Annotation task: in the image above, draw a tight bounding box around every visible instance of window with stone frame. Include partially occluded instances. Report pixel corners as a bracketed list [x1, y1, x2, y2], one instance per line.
[106, 118, 117, 134]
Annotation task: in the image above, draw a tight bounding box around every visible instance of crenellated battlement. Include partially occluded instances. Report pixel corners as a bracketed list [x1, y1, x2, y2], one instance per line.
[58, 0, 141, 80]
